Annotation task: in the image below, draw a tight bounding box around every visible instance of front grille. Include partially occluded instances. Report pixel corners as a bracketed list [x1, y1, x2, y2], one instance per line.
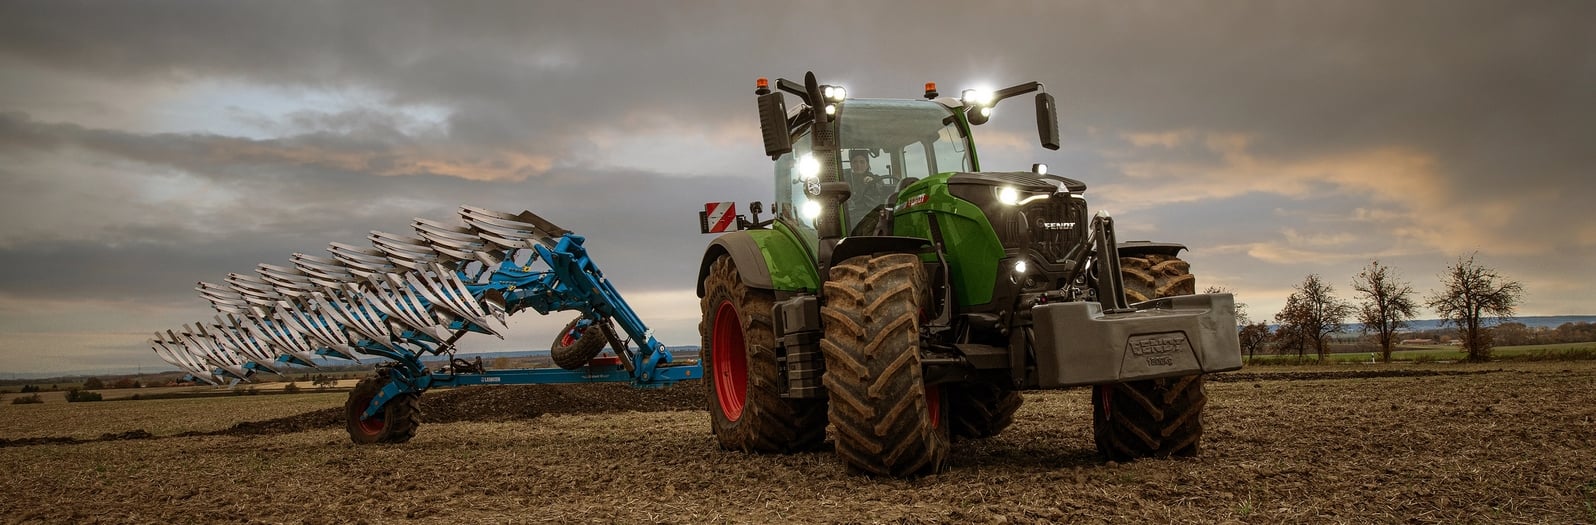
[1022, 197, 1085, 263]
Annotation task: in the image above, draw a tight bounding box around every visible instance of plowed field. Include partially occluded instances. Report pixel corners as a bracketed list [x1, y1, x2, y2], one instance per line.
[2, 361, 1593, 524]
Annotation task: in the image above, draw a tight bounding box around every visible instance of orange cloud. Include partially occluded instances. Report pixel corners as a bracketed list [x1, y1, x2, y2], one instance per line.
[1096, 131, 1548, 258]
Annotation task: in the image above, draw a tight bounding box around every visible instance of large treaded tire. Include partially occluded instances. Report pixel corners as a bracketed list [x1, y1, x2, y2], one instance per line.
[950, 382, 1023, 440]
[1119, 254, 1196, 303]
[700, 255, 827, 453]
[1093, 253, 1206, 461]
[344, 373, 421, 444]
[550, 316, 607, 370]
[821, 253, 949, 477]
[1092, 374, 1206, 461]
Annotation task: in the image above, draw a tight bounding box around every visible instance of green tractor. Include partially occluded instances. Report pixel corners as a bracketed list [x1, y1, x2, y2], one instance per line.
[697, 72, 1241, 476]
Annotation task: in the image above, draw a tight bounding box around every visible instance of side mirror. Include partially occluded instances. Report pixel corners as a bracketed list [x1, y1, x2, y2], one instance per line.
[1035, 92, 1059, 151]
[758, 92, 792, 158]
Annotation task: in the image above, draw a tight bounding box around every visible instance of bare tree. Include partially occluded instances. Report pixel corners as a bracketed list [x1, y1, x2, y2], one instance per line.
[1273, 294, 1310, 358]
[1238, 320, 1272, 361]
[1351, 260, 1419, 363]
[1426, 254, 1524, 362]
[1203, 285, 1251, 325]
[1274, 274, 1353, 361]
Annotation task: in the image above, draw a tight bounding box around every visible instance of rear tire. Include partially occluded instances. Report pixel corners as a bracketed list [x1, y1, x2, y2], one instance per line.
[950, 382, 1023, 440]
[700, 255, 827, 453]
[1093, 252, 1205, 461]
[821, 253, 949, 477]
[345, 372, 421, 444]
[550, 316, 608, 370]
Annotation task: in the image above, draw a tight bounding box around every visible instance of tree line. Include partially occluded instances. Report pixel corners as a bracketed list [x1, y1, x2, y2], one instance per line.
[1237, 254, 1526, 363]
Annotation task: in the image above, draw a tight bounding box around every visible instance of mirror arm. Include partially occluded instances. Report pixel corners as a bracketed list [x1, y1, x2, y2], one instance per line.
[993, 81, 1043, 105]
[777, 78, 810, 105]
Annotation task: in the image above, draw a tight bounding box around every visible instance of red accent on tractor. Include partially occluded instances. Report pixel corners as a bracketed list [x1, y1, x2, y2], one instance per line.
[704, 202, 737, 233]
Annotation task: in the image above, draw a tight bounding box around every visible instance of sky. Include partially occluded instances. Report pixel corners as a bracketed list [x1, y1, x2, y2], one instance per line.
[0, 0, 1592, 376]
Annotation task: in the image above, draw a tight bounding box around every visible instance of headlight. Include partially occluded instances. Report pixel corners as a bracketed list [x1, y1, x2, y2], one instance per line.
[998, 187, 1020, 205]
[824, 85, 847, 101]
[797, 154, 820, 180]
[996, 186, 1052, 206]
[1009, 259, 1032, 285]
[961, 89, 994, 106]
[801, 200, 822, 220]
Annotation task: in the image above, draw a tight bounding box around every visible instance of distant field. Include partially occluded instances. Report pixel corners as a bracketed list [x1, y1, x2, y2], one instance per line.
[1248, 342, 1596, 364]
[0, 391, 349, 439]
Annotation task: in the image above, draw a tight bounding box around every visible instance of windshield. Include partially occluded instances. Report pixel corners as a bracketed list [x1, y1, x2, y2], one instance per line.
[839, 99, 970, 180]
[773, 99, 971, 236]
[840, 99, 970, 232]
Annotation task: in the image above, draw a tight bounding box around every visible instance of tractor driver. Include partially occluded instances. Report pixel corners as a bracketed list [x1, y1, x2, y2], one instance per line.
[846, 148, 896, 233]
[847, 149, 895, 206]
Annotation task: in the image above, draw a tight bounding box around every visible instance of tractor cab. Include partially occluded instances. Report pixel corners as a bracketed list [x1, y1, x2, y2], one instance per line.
[773, 98, 974, 237]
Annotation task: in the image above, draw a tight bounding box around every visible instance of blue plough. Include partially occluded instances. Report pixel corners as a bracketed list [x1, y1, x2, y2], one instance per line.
[150, 206, 699, 436]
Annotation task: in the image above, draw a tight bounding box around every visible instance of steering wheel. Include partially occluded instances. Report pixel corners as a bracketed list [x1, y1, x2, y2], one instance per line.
[852, 173, 897, 209]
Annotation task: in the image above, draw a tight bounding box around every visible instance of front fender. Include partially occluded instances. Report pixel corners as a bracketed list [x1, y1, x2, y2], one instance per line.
[696, 225, 820, 297]
[1117, 240, 1187, 259]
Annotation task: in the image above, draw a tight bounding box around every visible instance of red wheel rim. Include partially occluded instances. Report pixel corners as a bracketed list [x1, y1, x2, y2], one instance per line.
[559, 330, 576, 347]
[712, 300, 749, 422]
[354, 392, 386, 435]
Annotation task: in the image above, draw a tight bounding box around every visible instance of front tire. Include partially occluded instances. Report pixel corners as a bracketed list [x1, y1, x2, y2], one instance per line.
[345, 372, 421, 444]
[950, 382, 1023, 440]
[1092, 374, 1206, 461]
[1093, 252, 1206, 461]
[1118, 253, 1196, 303]
[821, 253, 949, 477]
[700, 255, 827, 453]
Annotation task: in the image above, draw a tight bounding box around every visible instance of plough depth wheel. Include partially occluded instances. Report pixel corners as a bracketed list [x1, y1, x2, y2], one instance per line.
[345, 373, 421, 444]
[550, 316, 608, 370]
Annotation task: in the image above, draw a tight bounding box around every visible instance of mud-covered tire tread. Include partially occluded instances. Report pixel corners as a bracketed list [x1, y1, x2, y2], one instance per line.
[344, 374, 421, 444]
[1093, 374, 1206, 461]
[950, 382, 1023, 440]
[700, 256, 827, 453]
[821, 254, 949, 477]
[550, 317, 608, 370]
[1094, 253, 1205, 461]
[1119, 254, 1196, 303]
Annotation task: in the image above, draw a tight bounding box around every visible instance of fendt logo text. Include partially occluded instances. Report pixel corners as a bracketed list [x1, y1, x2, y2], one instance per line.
[1127, 333, 1187, 357]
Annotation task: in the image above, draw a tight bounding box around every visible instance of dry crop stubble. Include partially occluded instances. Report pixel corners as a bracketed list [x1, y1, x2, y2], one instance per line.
[0, 362, 1591, 523]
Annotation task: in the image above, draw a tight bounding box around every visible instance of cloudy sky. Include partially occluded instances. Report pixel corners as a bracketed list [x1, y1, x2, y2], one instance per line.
[1, 1, 1591, 376]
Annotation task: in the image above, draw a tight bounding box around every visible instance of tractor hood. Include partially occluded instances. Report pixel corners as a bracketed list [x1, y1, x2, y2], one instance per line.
[947, 172, 1087, 194]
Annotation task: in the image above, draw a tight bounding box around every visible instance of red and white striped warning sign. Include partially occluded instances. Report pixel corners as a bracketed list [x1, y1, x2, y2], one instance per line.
[703, 202, 736, 233]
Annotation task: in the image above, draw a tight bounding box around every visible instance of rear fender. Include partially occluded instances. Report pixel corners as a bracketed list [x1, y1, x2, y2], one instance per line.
[697, 227, 820, 297]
